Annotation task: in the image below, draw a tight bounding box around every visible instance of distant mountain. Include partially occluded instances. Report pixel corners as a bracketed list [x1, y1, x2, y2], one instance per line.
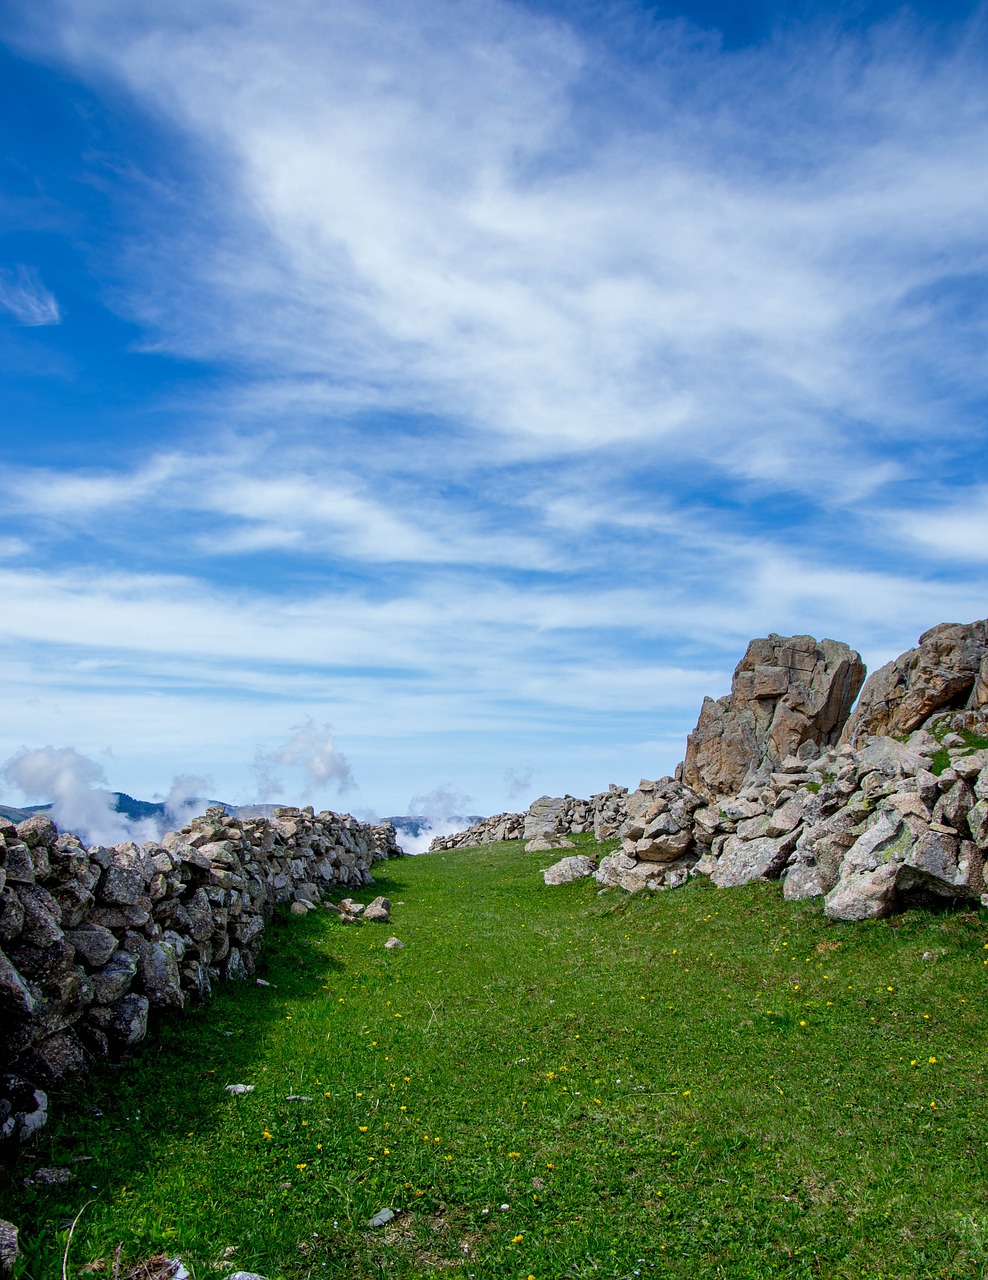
[384, 814, 484, 837]
[0, 791, 219, 830]
[0, 795, 486, 838]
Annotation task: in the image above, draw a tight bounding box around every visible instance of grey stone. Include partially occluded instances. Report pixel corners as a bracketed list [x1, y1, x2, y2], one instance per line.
[63, 923, 118, 969]
[15, 815, 57, 849]
[2, 845, 34, 885]
[109, 994, 149, 1045]
[0, 1219, 17, 1278]
[525, 836, 575, 852]
[824, 863, 900, 921]
[363, 896, 391, 923]
[635, 829, 692, 861]
[369, 1208, 396, 1227]
[0, 947, 35, 1016]
[384, 937, 404, 949]
[27, 1030, 87, 1084]
[128, 939, 183, 1008]
[542, 855, 595, 885]
[90, 950, 139, 1004]
[783, 856, 828, 900]
[0, 1075, 48, 1143]
[23, 1166, 74, 1186]
[854, 736, 932, 778]
[709, 831, 799, 889]
[524, 796, 570, 841]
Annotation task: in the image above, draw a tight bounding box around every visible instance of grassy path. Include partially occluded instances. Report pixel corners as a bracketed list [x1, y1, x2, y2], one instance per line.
[3, 835, 988, 1279]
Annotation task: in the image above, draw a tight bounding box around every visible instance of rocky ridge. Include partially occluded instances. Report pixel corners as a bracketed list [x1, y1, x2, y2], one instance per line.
[436, 620, 988, 923]
[0, 805, 401, 1134]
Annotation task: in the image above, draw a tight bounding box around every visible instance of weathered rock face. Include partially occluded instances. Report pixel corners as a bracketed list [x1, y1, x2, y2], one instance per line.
[434, 621, 988, 925]
[842, 619, 988, 746]
[0, 806, 402, 1126]
[682, 634, 866, 800]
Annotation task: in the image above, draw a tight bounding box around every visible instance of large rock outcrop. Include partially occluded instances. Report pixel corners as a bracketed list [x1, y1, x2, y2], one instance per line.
[682, 634, 865, 800]
[597, 726, 988, 919]
[842, 619, 988, 746]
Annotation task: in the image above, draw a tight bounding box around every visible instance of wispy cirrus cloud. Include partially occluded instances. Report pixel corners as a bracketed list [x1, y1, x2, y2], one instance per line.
[2, 1, 988, 814]
[0, 265, 61, 326]
[19, 0, 988, 487]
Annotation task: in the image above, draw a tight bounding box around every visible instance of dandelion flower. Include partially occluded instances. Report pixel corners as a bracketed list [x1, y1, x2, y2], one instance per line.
[511, 1234, 524, 1243]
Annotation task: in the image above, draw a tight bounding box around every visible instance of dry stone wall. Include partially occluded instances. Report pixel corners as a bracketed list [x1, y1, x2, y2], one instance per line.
[433, 619, 988, 926]
[596, 717, 988, 920]
[428, 785, 631, 852]
[0, 804, 401, 1132]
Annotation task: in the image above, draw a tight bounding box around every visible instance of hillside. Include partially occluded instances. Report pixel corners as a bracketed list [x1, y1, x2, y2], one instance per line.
[1, 836, 985, 1279]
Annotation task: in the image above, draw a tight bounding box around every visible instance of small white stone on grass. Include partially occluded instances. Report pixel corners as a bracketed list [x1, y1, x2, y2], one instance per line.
[224, 1084, 254, 1095]
[369, 1208, 396, 1227]
[384, 937, 404, 949]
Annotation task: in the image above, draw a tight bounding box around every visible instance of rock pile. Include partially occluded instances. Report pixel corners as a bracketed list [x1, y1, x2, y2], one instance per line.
[0, 805, 401, 1126]
[595, 620, 988, 919]
[428, 785, 630, 852]
[596, 722, 988, 919]
[428, 618, 988, 926]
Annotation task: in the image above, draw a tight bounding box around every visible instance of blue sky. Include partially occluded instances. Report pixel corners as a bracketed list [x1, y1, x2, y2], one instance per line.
[1, 0, 988, 821]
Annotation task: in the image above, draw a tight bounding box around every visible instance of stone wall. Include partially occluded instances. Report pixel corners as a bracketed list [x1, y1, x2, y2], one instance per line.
[595, 712, 988, 919]
[0, 804, 401, 1131]
[427, 785, 631, 852]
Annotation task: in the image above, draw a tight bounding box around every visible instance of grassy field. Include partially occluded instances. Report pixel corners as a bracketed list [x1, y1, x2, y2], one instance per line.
[3, 833, 988, 1280]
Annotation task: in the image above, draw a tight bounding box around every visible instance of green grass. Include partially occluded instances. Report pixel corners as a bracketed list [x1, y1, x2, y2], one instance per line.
[4, 833, 988, 1280]
[927, 719, 988, 775]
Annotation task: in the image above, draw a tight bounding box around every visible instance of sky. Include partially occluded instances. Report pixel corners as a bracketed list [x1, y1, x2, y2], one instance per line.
[1, 0, 988, 827]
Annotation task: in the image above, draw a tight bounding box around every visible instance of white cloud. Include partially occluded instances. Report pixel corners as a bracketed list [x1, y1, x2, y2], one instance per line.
[16, 0, 988, 489]
[887, 488, 988, 562]
[3, 2, 988, 815]
[0, 265, 61, 326]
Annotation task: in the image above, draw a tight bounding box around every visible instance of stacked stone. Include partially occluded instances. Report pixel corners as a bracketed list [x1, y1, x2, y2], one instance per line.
[0, 805, 402, 1102]
[593, 620, 988, 921]
[595, 728, 988, 920]
[427, 785, 631, 852]
[429, 811, 526, 850]
[594, 777, 707, 893]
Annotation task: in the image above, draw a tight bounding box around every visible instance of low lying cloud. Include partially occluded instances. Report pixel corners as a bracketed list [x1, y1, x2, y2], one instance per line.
[251, 718, 354, 804]
[396, 785, 477, 854]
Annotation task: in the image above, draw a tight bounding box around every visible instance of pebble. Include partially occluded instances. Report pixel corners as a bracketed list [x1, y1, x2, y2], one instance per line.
[369, 1208, 396, 1227]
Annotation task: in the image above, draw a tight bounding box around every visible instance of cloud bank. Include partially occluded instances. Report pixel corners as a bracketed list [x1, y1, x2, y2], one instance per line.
[0, 1, 986, 813]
